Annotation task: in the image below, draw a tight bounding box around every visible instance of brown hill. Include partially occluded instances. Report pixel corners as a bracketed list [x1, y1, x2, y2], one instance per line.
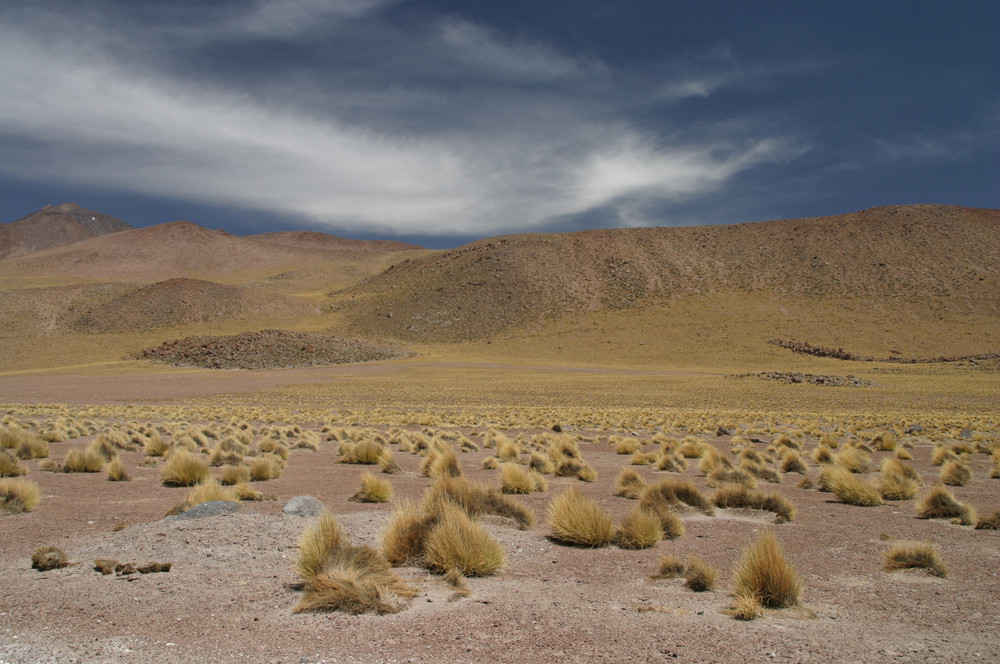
[64, 278, 318, 333]
[246, 231, 423, 252]
[0, 203, 132, 259]
[338, 204, 1000, 344]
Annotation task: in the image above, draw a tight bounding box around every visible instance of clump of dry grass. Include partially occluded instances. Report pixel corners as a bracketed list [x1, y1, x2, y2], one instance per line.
[698, 448, 732, 476]
[427, 476, 535, 529]
[0, 477, 40, 513]
[161, 449, 210, 487]
[553, 456, 597, 482]
[707, 466, 757, 489]
[733, 530, 802, 608]
[614, 467, 646, 499]
[422, 446, 463, 479]
[422, 501, 506, 576]
[381, 500, 436, 565]
[812, 446, 834, 465]
[652, 554, 686, 579]
[0, 450, 26, 477]
[528, 451, 555, 474]
[64, 447, 106, 473]
[378, 448, 402, 474]
[181, 478, 234, 510]
[294, 511, 416, 614]
[712, 486, 796, 522]
[548, 488, 614, 547]
[878, 458, 920, 500]
[219, 464, 250, 485]
[871, 431, 897, 451]
[613, 508, 663, 549]
[932, 446, 958, 466]
[107, 457, 130, 482]
[248, 455, 282, 481]
[640, 478, 713, 514]
[338, 440, 385, 465]
[143, 434, 169, 457]
[679, 437, 706, 458]
[732, 593, 764, 621]
[683, 555, 718, 592]
[351, 472, 392, 503]
[826, 467, 883, 506]
[613, 436, 641, 455]
[780, 450, 807, 475]
[655, 452, 687, 473]
[31, 546, 69, 571]
[916, 486, 976, 525]
[15, 435, 49, 460]
[939, 460, 971, 487]
[834, 447, 870, 473]
[974, 510, 1000, 530]
[883, 541, 946, 577]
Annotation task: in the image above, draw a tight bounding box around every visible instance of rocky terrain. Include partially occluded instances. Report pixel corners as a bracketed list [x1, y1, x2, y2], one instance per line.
[0, 203, 131, 259]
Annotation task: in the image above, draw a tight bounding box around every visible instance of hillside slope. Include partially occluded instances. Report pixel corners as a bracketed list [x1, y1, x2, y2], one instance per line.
[338, 205, 1000, 347]
[0, 203, 132, 259]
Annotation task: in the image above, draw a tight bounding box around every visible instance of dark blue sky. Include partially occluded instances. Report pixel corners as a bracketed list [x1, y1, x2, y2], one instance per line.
[1, 0, 996, 248]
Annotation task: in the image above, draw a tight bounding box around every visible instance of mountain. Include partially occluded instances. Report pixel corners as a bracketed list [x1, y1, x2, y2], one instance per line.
[0, 203, 132, 259]
[246, 231, 423, 252]
[337, 204, 1000, 346]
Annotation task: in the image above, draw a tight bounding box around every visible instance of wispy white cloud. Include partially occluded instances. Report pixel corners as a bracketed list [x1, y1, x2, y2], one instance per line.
[0, 3, 805, 236]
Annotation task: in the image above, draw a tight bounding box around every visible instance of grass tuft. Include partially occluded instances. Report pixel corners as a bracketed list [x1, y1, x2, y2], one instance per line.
[547, 488, 614, 547]
[31, 546, 69, 571]
[613, 507, 663, 549]
[884, 542, 946, 577]
[732, 593, 764, 620]
[733, 530, 802, 608]
[351, 472, 393, 503]
[878, 458, 920, 500]
[939, 460, 971, 487]
[107, 457, 130, 482]
[614, 467, 646, 499]
[161, 449, 210, 487]
[712, 486, 796, 522]
[974, 510, 1000, 530]
[826, 467, 883, 506]
[652, 555, 686, 579]
[422, 500, 506, 577]
[916, 486, 976, 525]
[683, 555, 718, 592]
[0, 477, 40, 513]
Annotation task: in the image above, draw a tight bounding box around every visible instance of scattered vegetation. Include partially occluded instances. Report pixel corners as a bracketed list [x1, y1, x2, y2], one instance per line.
[351, 472, 393, 503]
[161, 449, 210, 487]
[712, 486, 796, 522]
[613, 507, 663, 549]
[916, 486, 976, 525]
[31, 546, 69, 571]
[683, 555, 718, 592]
[733, 530, 802, 608]
[0, 477, 40, 513]
[884, 542, 946, 577]
[548, 488, 614, 547]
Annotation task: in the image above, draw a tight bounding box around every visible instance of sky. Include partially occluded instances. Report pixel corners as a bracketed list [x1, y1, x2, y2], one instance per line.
[0, 0, 997, 248]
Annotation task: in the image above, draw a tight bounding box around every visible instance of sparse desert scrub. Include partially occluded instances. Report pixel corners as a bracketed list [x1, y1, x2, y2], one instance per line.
[706, 466, 757, 489]
[500, 463, 546, 494]
[679, 437, 706, 458]
[878, 458, 920, 500]
[630, 451, 657, 465]
[381, 500, 437, 565]
[528, 451, 555, 474]
[425, 476, 535, 529]
[812, 445, 834, 465]
[548, 488, 614, 547]
[939, 460, 971, 486]
[780, 450, 807, 474]
[219, 464, 250, 485]
[351, 472, 392, 503]
[614, 467, 646, 499]
[916, 486, 976, 525]
[974, 510, 1000, 530]
[871, 431, 897, 451]
[640, 478, 713, 514]
[698, 447, 732, 475]
[826, 467, 883, 506]
[181, 478, 234, 510]
[0, 425, 30, 449]
[15, 435, 49, 460]
[31, 546, 69, 571]
[107, 457, 130, 481]
[895, 448, 914, 460]
[932, 446, 958, 466]
[771, 434, 801, 451]
[378, 448, 402, 474]
[732, 593, 764, 621]
[247, 455, 282, 481]
[712, 486, 796, 523]
[819, 432, 840, 448]
[613, 436, 641, 455]
[553, 456, 597, 482]
[652, 554, 686, 579]
[421, 447, 463, 479]
[143, 433, 169, 457]
[613, 507, 663, 549]
[683, 555, 718, 592]
[884, 541, 946, 577]
[64, 447, 106, 473]
[0, 450, 26, 477]
[0, 477, 41, 513]
[834, 446, 871, 473]
[482, 456, 500, 470]
[294, 511, 415, 614]
[338, 440, 384, 465]
[733, 530, 802, 608]
[161, 449, 210, 487]
[655, 451, 687, 472]
[422, 501, 506, 576]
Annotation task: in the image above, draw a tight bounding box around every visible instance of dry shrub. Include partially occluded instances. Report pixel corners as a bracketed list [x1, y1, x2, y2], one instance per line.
[161, 449, 210, 487]
[379, 449, 402, 475]
[182, 478, 234, 509]
[423, 501, 505, 576]
[219, 464, 250, 485]
[655, 453, 687, 473]
[0, 450, 26, 477]
[940, 460, 971, 487]
[613, 437, 641, 455]
[732, 593, 764, 621]
[780, 451, 807, 475]
[338, 440, 384, 465]
[771, 435, 800, 451]
[548, 488, 614, 547]
[733, 530, 802, 608]
[652, 555, 686, 579]
[351, 472, 392, 503]
[107, 457, 130, 482]
[895, 448, 914, 461]
[712, 486, 796, 523]
[143, 434, 169, 457]
[500, 463, 545, 494]
[614, 467, 646, 499]
[497, 438, 521, 461]
[613, 508, 663, 549]
[528, 451, 554, 475]
[884, 542, 946, 577]
[707, 466, 757, 489]
[679, 437, 705, 458]
[812, 446, 834, 465]
[878, 458, 921, 500]
[974, 510, 1000, 530]
[871, 431, 897, 451]
[248, 455, 282, 481]
[698, 448, 732, 475]
[16, 435, 49, 460]
[31, 546, 68, 571]
[64, 448, 106, 473]
[819, 433, 840, 449]
[932, 446, 958, 466]
[631, 451, 658, 466]
[826, 468, 883, 506]
[554, 457, 597, 482]
[426, 476, 535, 529]
[0, 477, 41, 513]
[421, 447, 462, 479]
[683, 555, 718, 592]
[442, 566, 470, 597]
[482, 456, 500, 470]
[294, 511, 415, 615]
[916, 486, 976, 525]
[640, 478, 713, 514]
[94, 558, 117, 575]
[834, 447, 870, 473]
[230, 481, 265, 501]
[381, 500, 436, 565]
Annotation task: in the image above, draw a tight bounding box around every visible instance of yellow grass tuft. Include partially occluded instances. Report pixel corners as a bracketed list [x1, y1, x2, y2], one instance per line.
[916, 486, 976, 525]
[182, 478, 234, 509]
[161, 448, 210, 487]
[0, 450, 26, 477]
[683, 555, 718, 592]
[884, 542, 946, 577]
[712, 486, 796, 522]
[0, 477, 41, 513]
[31, 545, 69, 571]
[548, 488, 614, 547]
[64, 447, 106, 473]
[422, 501, 506, 577]
[826, 467, 883, 506]
[351, 472, 393, 503]
[652, 554, 686, 579]
[780, 450, 807, 474]
[834, 446, 870, 473]
[219, 464, 250, 485]
[500, 463, 546, 494]
[247, 455, 282, 481]
[614, 467, 646, 499]
[732, 593, 764, 620]
[733, 530, 802, 608]
[381, 500, 436, 566]
[974, 510, 1000, 530]
[425, 476, 535, 529]
[107, 457, 130, 481]
[878, 458, 921, 500]
[613, 507, 663, 549]
[939, 460, 971, 487]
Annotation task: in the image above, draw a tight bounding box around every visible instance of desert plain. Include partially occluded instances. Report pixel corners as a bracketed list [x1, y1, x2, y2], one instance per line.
[1, 203, 999, 663]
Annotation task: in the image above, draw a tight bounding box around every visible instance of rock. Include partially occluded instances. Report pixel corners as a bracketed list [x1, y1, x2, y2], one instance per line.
[716, 427, 734, 437]
[958, 429, 973, 440]
[905, 424, 926, 435]
[283, 496, 326, 517]
[166, 500, 242, 521]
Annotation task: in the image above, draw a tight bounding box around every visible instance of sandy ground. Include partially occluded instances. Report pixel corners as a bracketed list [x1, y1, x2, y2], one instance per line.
[3, 412, 999, 664]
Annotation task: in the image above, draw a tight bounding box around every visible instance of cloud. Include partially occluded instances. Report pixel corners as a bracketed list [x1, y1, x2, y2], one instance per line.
[0, 3, 804, 236]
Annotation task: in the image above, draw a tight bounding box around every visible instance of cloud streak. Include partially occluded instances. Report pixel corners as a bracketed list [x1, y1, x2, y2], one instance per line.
[0, 3, 804, 236]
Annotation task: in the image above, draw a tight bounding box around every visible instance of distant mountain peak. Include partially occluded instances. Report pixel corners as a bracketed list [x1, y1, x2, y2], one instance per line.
[1, 203, 132, 259]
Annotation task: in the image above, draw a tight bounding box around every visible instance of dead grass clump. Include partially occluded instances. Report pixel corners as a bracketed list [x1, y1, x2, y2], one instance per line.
[613, 436, 641, 455]
[548, 488, 614, 547]
[161, 449, 210, 487]
[421, 447, 462, 479]
[834, 447, 870, 473]
[819, 433, 840, 449]
[554, 457, 597, 482]
[31, 546, 69, 571]
[771, 435, 800, 451]
[640, 478, 713, 514]
[248, 455, 282, 481]
[426, 476, 535, 529]
[338, 440, 385, 465]
[780, 451, 807, 475]
[872, 431, 897, 451]
[0, 450, 26, 477]
[143, 434, 169, 457]
[683, 555, 718, 592]
[379, 449, 402, 475]
[652, 555, 686, 579]
[707, 466, 757, 489]
[932, 446, 958, 466]
[896, 448, 914, 460]
[712, 486, 796, 523]
[423, 501, 506, 577]
[732, 593, 764, 621]
[294, 511, 415, 615]
[500, 463, 545, 494]
[613, 508, 663, 549]
[974, 510, 1000, 530]
[827, 467, 883, 506]
[64, 448, 106, 473]
[878, 458, 921, 500]
[812, 446, 834, 465]
[614, 467, 646, 499]
[884, 542, 946, 577]
[351, 472, 393, 503]
[182, 478, 234, 509]
[220, 464, 251, 485]
[698, 448, 732, 476]
[631, 451, 658, 466]
[528, 451, 555, 475]
[381, 500, 436, 565]
[940, 460, 971, 487]
[107, 457, 130, 481]
[482, 456, 500, 470]
[94, 558, 117, 575]
[0, 477, 40, 513]
[679, 437, 705, 458]
[16, 435, 49, 460]
[733, 530, 802, 608]
[655, 453, 687, 473]
[916, 486, 976, 525]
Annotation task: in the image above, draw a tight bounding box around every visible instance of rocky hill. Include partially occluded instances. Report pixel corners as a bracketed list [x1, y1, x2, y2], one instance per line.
[0, 203, 132, 259]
